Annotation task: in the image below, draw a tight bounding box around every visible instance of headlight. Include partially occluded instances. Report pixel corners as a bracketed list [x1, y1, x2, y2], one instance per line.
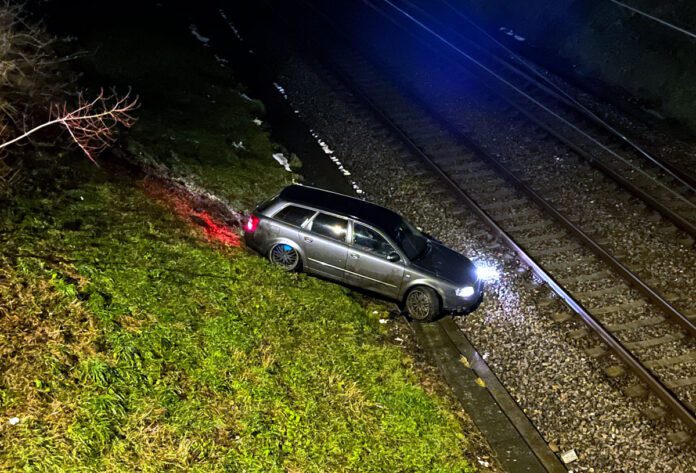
[456, 286, 475, 298]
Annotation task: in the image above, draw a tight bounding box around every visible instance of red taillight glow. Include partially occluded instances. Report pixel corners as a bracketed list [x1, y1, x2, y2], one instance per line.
[246, 215, 260, 233]
[140, 178, 240, 247]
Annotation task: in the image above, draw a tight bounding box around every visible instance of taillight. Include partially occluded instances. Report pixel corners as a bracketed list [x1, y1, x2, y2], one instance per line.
[245, 214, 260, 233]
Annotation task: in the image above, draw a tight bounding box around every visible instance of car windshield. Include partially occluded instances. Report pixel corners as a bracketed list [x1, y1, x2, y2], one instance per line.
[390, 218, 429, 260]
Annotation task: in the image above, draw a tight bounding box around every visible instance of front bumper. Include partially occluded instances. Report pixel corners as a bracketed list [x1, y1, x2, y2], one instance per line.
[443, 279, 485, 312]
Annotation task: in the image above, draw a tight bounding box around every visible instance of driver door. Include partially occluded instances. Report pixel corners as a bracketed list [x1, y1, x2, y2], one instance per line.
[345, 221, 404, 298]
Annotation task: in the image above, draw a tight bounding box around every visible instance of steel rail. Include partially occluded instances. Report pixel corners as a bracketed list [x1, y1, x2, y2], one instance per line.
[373, 0, 696, 210]
[361, 0, 696, 239]
[345, 0, 696, 332]
[328, 52, 696, 432]
[274, 0, 696, 431]
[410, 0, 696, 191]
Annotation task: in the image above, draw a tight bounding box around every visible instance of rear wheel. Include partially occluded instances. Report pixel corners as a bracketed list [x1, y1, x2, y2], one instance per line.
[269, 243, 301, 271]
[405, 286, 440, 322]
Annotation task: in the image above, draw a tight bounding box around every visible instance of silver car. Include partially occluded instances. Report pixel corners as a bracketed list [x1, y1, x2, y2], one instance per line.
[244, 185, 483, 321]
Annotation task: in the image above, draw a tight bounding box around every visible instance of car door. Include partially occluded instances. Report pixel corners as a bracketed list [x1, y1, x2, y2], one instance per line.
[345, 221, 405, 298]
[271, 204, 317, 242]
[298, 211, 349, 281]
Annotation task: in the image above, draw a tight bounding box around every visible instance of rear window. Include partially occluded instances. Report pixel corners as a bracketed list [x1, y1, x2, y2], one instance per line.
[256, 193, 280, 213]
[310, 213, 348, 242]
[273, 205, 316, 227]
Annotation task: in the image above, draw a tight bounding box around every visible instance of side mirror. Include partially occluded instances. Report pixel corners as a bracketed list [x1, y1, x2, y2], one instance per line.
[387, 252, 400, 262]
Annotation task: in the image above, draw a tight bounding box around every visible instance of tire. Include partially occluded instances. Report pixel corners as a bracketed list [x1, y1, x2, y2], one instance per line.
[405, 286, 441, 322]
[268, 243, 301, 272]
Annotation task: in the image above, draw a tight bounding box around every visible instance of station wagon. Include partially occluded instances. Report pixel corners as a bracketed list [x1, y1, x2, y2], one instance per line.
[244, 185, 483, 321]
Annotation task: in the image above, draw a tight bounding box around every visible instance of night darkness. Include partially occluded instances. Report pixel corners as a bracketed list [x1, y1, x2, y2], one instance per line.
[1, 1, 695, 471]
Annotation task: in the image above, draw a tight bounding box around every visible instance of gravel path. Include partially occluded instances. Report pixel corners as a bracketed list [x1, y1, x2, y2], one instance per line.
[275, 56, 695, 472]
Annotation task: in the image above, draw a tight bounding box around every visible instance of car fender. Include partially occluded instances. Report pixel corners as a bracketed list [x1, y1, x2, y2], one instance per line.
[266, 237, 307, 267]
[400, 277, 446, 304]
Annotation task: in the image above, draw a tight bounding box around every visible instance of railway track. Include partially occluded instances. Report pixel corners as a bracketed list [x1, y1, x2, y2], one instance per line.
[327, 50, 696, 436]
[250, 0, 696, 439]
[333, 3, 696, 321]
[359, 0, 696, 240]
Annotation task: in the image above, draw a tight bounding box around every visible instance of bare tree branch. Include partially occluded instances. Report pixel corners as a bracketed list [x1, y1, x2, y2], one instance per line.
[0, 88, 139, 163]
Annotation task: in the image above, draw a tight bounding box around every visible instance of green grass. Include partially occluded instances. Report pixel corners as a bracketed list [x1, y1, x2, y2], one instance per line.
[0, 172, 474, 471]
[0, 8, 478, 471]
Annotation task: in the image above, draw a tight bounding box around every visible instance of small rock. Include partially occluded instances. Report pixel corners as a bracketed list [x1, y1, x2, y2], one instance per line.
[568, 327, 590, 339]
[644, 406, 666, 420]
[585, 346, 608, 358]
[666, 431, 692, 445]
[561, 449, 578, 464]
[551, 312, 572, 323]
[604, 365, 625, 378]
[8, 417, 19, 425]
[623, 384, 647, 398]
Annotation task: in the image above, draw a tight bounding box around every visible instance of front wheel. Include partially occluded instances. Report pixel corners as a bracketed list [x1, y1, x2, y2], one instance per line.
[405, 286, 441, 322]
[268, 243, 301, 271]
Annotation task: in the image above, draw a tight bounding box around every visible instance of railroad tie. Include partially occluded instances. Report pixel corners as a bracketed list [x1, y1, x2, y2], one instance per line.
[505, 221, 551, 233]
[644, 352, 696, 369]
[542, 258, 594, 271]
[516, 232, 568, 245]
[589, 300, 648, 316]
[572, 285, 627, 299]
[666, 376, 696, 389]
[623, 333, 685, 350]
[560, 270, 612, 284]
[440, 164, 477, 178]
[437, 154, 480, 167]
[530, 244, 579, 256]
[480, 198, 530, 211]
[493, 209, 541, 222]
[604, 315, 663, 332]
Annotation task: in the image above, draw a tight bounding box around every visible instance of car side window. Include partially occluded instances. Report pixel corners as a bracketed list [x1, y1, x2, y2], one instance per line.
[273, 205, 316, 227]
[352, 223, 395, 258]
[310, 213, 348, 243]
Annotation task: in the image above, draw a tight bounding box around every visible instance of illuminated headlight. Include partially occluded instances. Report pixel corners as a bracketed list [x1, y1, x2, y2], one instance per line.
[456, 286, 475, 298]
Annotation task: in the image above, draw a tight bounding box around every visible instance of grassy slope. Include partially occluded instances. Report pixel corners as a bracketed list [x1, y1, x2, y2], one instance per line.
[0, 7, 476, 472]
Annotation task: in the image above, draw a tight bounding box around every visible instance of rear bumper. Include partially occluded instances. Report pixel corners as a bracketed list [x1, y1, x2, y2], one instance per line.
[243, 231, 262, 253]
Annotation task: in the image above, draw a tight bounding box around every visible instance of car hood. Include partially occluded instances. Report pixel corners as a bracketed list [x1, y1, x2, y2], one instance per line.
[411, 241, 477, 285]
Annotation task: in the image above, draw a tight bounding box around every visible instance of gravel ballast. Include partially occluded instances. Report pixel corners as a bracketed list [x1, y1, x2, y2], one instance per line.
[274, 56, 695, 472]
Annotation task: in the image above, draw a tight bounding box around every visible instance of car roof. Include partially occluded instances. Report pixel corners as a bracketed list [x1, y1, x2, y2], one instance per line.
[278, 185, 403, 231]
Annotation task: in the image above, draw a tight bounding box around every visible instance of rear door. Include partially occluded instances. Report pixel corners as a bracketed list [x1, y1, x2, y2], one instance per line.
[345, 222, 404, 298]
[298, 212, 349, 280]
[270, 204, 317, 245]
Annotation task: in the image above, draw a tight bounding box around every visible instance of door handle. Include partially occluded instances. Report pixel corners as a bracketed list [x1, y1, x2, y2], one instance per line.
[350, 253, 360, 259]
[304, 236, 313, 242]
